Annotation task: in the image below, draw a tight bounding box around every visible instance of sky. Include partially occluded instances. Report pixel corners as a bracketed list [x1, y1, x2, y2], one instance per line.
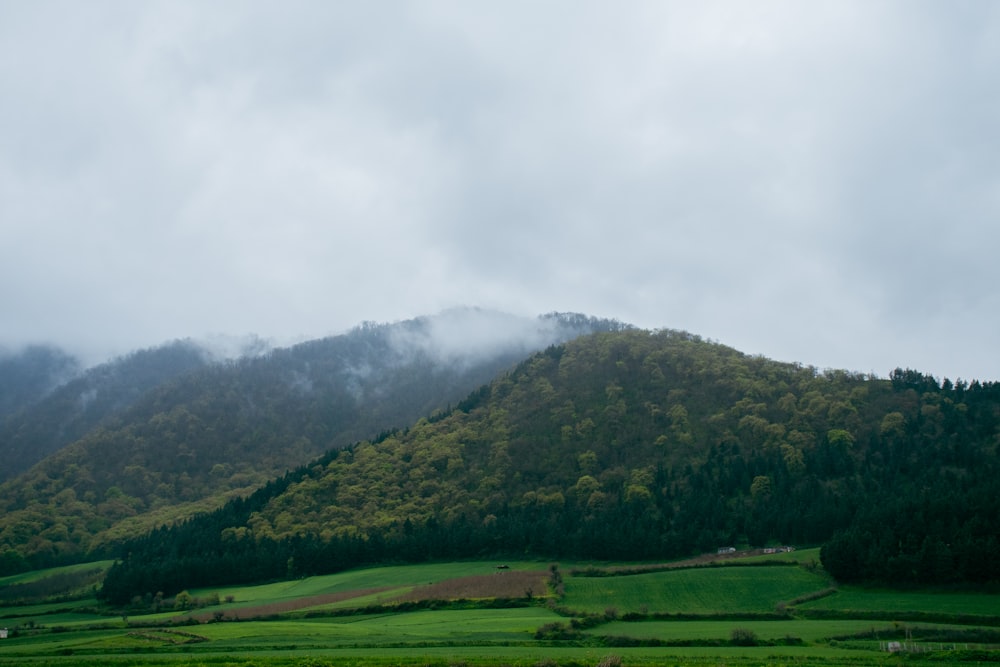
[1, 1, 998, 380]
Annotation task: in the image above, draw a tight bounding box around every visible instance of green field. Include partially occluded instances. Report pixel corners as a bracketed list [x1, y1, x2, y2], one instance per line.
[797, 585, 1000, 617]
[1, 555, 998, 666]
[190, 559, 546, 607]
[592, 618, 907, 642]
[0, 561, 113, 588]
[561, 565, 828, 614]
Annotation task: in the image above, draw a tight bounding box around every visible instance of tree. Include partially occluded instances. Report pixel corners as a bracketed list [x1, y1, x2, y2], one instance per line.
[750, 475, 772, 501]
[174, 590, 192, 610]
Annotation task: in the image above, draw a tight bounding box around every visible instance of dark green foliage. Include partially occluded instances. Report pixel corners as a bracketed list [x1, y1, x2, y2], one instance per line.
[534, 622, 581, 640]
[98, 330, 1000, 603]
[730, 627, 758, 645]
[0, 566, 104, 603]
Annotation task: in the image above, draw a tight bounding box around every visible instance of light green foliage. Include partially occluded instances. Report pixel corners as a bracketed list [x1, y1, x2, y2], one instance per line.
[878, 412, 907, 438]
[749, 475, 772, 500]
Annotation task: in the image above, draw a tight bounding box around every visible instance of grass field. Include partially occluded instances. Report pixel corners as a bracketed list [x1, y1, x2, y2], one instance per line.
[188, 560, 544, 604]
[587, 617, 996, 644]
[561, 564, 829, 614]
[1, 554, 997, 666]
[797, 585, 1000, 617]
[0, 561, 113, 588]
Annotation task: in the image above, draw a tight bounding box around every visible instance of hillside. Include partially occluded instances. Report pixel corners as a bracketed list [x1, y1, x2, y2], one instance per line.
[100, 329, 1000, 603]
[0, 344, 82, 422]
[0, 340, 212, 482]
[0, 310, 625, 571]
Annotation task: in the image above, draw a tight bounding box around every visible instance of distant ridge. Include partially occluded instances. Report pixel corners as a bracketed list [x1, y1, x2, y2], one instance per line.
[0, 310, 626, 570]
[0, 340, 210, 481]
[0, 344, 82, 421]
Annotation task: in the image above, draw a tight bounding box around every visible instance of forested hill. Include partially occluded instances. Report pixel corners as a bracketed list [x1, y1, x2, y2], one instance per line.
[0, 341, 211, 481]
[0, 310, 626, 572]
[100, 329, 1000, 603]
[0, 344, 82, 422]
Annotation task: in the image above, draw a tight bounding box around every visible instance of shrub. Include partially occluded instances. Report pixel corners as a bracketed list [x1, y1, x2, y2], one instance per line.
[730, 627, 758, 646]
[534, 622, 579, 640]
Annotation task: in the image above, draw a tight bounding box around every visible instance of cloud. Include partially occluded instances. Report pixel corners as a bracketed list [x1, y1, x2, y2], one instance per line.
[1, 1, 998, 380]
[386, 308, 572, 368]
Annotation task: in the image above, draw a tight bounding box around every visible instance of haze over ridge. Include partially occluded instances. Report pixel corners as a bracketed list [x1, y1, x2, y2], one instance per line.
[2, 2, 998, 381]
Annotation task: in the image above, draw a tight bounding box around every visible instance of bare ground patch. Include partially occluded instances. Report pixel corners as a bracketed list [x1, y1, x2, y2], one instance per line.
[391, 570, 549, 603]
[182, 586, 395, 621]
[179, 569, 549, 622]
[571, 549, 795, 576]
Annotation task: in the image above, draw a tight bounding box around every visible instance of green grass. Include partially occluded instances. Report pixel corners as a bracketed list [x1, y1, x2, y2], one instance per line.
[738, 547, 822, 564]
[9, 612, 112, 627]
[588, 618, 980, 642]
[0, 561, 113, 588]
[0, 645, 897, 667]
[562, 564, 829, 614]
[191, 607, 559, 647]
[0, 597, 99, 618]
[9, 611, 543, 656]
[797, 585, 1000, 617]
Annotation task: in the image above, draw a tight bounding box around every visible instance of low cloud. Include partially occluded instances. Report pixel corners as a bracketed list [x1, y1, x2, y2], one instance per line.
[386, 308, 567, 368]
[1, 2, 998, 381]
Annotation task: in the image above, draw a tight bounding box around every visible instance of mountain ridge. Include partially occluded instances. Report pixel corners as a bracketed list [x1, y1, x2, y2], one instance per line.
[0, 340, 212, 481]
[0, 309, 627, 571]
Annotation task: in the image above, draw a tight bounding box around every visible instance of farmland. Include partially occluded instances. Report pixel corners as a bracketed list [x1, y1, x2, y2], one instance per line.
[1, 549, 998, 666]
[561, 564, 826, 614]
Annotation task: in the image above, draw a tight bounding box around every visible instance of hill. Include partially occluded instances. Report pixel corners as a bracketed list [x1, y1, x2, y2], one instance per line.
[0, 310, 626, 572]
[0, 340, 213, 482]
[0, 344, 82, 422]
[99, 328, 1000, 603]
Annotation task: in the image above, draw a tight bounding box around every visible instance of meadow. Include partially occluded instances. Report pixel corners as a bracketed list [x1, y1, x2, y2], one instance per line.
[1, 549, 997, 666]
[560, 564, 826, 614]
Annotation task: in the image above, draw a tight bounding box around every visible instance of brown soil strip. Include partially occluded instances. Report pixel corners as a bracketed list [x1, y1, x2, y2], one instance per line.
[572, 548, 798, 575]
[391, 570, 549, 603]
[181, 586, 395, 621]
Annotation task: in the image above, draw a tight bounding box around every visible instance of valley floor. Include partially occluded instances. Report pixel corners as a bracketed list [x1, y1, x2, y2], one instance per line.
[2, 550, 998, 666]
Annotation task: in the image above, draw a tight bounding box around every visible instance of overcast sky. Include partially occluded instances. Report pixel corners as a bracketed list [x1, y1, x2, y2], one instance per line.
[2, 1, 998, 380]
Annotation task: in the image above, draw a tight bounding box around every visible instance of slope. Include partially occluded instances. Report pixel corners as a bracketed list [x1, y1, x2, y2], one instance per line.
[0, 344, 82, 422]
[100, 328, 1000, 602]
[0, 310, 626, 570]
[0, 340, 212, 482]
